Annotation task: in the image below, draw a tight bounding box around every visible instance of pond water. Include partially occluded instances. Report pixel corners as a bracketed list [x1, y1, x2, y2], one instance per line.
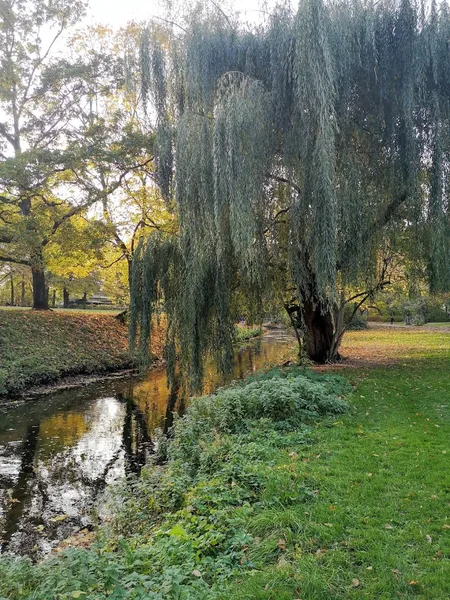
[0, 332, 294, 557]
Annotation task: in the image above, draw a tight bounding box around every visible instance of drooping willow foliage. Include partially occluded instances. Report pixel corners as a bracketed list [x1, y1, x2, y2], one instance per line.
[131, 0, 450, 381]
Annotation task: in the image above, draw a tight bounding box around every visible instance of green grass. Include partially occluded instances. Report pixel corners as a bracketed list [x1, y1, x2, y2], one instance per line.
[0, 310, 131, 397]
[223, 335, 450, 599]
[0, 329, 449, 599]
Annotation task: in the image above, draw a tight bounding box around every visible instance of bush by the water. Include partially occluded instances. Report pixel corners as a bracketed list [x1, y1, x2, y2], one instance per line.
[0, 368, 350, 600]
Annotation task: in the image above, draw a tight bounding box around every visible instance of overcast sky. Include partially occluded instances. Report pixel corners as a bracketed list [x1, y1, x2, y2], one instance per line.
[86, 0, 268, 28]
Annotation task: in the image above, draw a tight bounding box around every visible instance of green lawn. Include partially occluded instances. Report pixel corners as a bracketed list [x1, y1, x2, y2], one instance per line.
[226, 336, 450, 598]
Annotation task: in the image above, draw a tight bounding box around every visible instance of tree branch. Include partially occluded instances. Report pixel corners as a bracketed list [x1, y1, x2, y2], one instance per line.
[264, 207, 290, 234]
[41, 201, 94, 247]
[266, 172, 302, 195]
[149, 15, 188, 34]
[101, 254, 127, 269]
[373, 191, 408, 233]
[345, 281, 390, 305]
[0, 255, 31, 266]
[0, 122, 15, 147]
[209, 0, 233, 26]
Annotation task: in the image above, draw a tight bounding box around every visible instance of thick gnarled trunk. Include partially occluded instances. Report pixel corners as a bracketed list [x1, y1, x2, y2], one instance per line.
[302, 299, 339, 363]
[284, 296, 345, 364]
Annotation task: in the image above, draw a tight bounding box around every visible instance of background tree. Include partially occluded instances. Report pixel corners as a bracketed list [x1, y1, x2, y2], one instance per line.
[45, 213, 110, 305]
[0, 0, 91, 308]
[60, 25, 172, 293]
[130, 0, 450, 384]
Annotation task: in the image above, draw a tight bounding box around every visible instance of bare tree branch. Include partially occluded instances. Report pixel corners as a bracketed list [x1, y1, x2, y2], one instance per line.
[266, 172, 302, 195]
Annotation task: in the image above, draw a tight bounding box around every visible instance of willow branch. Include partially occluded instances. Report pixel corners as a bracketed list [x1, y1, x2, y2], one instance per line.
[150, 15, 188, 34]
[266, 172, 302, 195]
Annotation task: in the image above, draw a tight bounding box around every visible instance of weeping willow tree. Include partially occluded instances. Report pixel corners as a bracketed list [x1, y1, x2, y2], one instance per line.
[130, 0, 450, 382]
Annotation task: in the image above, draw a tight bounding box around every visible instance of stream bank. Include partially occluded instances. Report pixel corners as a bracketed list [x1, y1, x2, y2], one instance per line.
[0, 310, 164, 399]
[0, 359, 350, 600]
[0, 333, 295, 557]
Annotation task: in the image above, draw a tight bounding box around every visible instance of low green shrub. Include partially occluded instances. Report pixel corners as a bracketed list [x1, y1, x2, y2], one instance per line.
[169, 374, 348, 475]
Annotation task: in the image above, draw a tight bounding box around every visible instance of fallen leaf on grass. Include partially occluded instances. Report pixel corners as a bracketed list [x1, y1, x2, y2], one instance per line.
[351, 578, 360, 588]
[426, 535, 432, 543]
[192, 570, 202, 577]
[49, 514, 68, 523]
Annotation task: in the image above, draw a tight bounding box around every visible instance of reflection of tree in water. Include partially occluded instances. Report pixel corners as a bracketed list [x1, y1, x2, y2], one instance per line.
[163, 377, 181, 435]
[1, 422, 40, 552]
[119, 392, 152, 477]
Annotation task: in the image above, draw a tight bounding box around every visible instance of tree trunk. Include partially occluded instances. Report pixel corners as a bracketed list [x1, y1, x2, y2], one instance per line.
[10, 273, 14, 306]
[51, 289, 56, 308]
[284, 299, 340, 364]
[302, 299, 338, 363]
[63, 287, 69, 308]
[82, 291, 87, 309]
[21, 277, 25, 306]
[32, 267, 49, 310]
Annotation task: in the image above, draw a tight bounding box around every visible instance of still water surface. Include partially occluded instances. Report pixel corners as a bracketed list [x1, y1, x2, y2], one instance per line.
[0, 333, 293, 556]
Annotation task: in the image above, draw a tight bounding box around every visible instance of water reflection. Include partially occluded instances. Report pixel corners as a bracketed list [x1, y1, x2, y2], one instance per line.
[0, 334, 293, 556]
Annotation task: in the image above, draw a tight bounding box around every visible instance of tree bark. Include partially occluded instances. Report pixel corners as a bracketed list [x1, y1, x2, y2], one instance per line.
[284, 299, 339, 364]
[32, 267, 49, 310]
[63, 287, 69, 308]
[9, 272, 14, 306]
[302, 299, 338, 363]
[21, 276, 25, 306]
[51, 289, 56, 308]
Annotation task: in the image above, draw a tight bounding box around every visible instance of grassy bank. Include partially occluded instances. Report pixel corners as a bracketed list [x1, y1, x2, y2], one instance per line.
[0, 310, 133, 398]
[0, 329, 449, 599]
